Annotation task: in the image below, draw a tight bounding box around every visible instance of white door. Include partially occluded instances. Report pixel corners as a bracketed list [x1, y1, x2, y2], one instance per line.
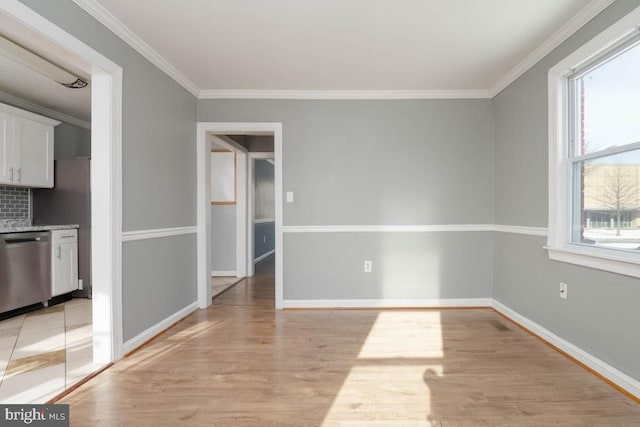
[13, 117, 54, 187]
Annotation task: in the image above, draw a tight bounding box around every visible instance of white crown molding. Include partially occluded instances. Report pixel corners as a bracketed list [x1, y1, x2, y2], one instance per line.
[198, 89, 492, 100]
[493, 299, 640, 400]
[121, 226, 197, 242]
[489, 0, 616, 97]
[71, 0, 615, 101]
[71, 0, 200, 97]
[0, 90, 89, 129]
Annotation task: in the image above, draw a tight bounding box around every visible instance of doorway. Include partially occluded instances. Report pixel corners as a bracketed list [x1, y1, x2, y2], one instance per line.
[197, 123, 283, 309]
[248, 153, 275, 278]
[209, 135, 245, 298]
[1, 0, 122, 378]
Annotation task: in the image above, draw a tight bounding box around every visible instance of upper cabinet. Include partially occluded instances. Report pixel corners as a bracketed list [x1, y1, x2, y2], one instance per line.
[0, 103, 59, 188]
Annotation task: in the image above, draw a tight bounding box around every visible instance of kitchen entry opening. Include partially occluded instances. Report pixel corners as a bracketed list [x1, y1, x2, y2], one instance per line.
[0, 0, 123, 403]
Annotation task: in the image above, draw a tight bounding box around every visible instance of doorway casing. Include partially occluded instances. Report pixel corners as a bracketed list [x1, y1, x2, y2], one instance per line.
[1, 1, 124, 362]
[196, 123, 283, 309]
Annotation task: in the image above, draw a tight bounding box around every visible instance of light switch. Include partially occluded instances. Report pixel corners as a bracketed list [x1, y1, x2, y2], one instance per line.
[286, 191, 294, 203]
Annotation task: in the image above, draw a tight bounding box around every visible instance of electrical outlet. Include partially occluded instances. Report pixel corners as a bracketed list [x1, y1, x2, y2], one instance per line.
[364, 260, 373, 273]
[286, 191, 294, 203]
[559, 282, 568, 300]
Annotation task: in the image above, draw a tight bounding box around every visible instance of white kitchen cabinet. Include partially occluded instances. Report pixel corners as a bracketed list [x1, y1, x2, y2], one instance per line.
[51, 229, 79, 297]
[0, 103, 59, 188]
[0, 110, 14, 184]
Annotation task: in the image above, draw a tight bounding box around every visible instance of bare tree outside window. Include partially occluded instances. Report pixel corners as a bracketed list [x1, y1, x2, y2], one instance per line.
[583, 159, 640, 249]
[597, 164, 639, 235]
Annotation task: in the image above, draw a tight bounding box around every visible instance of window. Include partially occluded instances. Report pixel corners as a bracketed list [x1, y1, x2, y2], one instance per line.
[569, 39, 640, 249]
[547, 7, 640, 277]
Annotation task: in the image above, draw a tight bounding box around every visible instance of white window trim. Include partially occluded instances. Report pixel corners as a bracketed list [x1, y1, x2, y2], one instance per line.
[547, 6, 640, 278]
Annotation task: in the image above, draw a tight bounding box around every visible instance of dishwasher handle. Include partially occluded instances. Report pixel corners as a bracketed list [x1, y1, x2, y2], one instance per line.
[4, 237, 42, 244]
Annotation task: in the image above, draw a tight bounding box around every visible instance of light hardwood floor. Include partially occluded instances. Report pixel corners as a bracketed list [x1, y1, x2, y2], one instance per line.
[60, 257, 640, 425]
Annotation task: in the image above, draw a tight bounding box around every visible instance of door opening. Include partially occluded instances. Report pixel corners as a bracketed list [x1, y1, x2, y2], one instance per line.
[0, 0, 123, 402]
[248, 154, 275, 278]
[197, 123, 283, 309]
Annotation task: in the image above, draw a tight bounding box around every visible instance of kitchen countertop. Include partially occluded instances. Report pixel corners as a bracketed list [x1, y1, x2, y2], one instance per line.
[0, 224, 79, 233]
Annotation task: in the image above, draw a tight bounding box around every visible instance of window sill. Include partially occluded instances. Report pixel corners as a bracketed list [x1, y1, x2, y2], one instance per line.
[545, 245, 640, 278]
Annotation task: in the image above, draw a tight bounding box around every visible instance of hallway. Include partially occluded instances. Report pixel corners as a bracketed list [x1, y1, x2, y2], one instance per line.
[58, 256, 640, 425]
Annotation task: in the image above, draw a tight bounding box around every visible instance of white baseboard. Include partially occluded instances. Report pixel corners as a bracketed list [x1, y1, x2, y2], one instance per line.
[211, 270, 236, 277]
[254, 249, 275, 264]
[123, 302, 198, 355]
[492, 299, 640, 400]
[282, 298, 492, 309]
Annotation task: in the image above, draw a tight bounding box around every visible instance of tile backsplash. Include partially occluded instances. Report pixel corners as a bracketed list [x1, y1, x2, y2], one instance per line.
[0, 186, 31, 220]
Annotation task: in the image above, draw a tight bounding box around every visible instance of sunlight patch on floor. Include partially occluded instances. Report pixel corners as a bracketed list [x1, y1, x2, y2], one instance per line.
[324, 311, 443, 426]
[0, 298, 96, 403]
[357, 311, 444, 359]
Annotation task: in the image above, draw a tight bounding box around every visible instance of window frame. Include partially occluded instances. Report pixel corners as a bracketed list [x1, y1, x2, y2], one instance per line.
[546, 6, 640, 278]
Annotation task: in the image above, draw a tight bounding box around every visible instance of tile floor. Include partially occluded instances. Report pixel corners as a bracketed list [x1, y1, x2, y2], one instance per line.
[0, 299, 101, 403]
[211, 276, 243, 299]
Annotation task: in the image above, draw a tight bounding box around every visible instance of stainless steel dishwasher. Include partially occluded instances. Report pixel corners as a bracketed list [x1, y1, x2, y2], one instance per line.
[0, 231, 52, 313]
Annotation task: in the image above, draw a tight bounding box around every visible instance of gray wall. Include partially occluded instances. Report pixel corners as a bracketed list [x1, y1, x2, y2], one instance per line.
[253, 159, 275, 260]
[54, 122, 91, 160]
[254, 221, 275, 260]
[493, 0, 640, 381]
[285, 231, 493, 300]
[248, 136, 274, 152]
[19, 0, 198, 340]
[122, 234, 196, 341]
[199, 100, 494, 226]
[210, 141, 236, 272]
[254, 159, 274, 220]
[199, 99, 495, 300]
[227, 135, 274, 152]
[212, 205, 236, 272]
[494, 233, 640, 379]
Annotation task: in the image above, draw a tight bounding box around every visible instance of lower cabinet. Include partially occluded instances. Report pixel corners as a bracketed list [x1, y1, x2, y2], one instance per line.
[51, 229, 79, 297]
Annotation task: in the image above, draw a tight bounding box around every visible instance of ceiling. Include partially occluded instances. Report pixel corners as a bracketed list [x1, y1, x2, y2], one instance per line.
[0, 13, 91, 127]
[0, 0, 609, 126]
[0, 57, 91, 125]
[85, 0, 597, 95]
